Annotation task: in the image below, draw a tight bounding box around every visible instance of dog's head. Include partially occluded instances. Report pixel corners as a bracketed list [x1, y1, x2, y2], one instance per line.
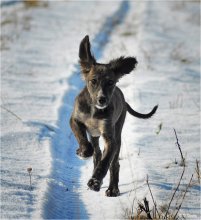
[79, 35, 138, 109]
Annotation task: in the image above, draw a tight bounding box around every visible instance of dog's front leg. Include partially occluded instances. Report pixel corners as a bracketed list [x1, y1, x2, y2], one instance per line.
[70, 117, 93, 158]
[89, 136, 102, 171]
[87, 132, 115, 192]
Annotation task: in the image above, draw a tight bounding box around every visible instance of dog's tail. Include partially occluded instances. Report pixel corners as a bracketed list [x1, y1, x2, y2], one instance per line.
[126, 103, 158, 119]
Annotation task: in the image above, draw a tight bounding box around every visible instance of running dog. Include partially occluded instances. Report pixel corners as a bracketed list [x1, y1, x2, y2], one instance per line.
[70, 35, 158, 197]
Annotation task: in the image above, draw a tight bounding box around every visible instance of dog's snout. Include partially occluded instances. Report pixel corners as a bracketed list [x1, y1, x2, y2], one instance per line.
[98, 96, 106, 105]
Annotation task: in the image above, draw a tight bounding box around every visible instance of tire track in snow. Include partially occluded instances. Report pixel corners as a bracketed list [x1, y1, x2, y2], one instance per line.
[42, 1, 130, 219]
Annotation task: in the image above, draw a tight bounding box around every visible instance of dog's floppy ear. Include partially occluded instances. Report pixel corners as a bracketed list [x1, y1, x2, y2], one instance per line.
[109, 56, 138, 78]
[79, 35, 96, 77]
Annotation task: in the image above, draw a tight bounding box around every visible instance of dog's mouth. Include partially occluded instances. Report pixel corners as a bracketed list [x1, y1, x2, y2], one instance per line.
[95, 96, 108, 110]
[95, 104, 108, 110]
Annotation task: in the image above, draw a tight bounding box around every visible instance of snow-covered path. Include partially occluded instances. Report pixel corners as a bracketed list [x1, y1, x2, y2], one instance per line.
[1, 1, 200, 219]
[1, 1, 131, 218]
[42, 1, 130, 219]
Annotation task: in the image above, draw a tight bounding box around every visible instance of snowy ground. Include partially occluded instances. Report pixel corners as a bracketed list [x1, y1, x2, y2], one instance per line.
[1, 0, 200, 219]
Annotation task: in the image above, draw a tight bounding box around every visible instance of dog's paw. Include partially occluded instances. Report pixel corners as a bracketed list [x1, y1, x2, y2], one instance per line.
[105, 188, 120, 197]
[76, 144, 94, 159]
[87, 178, 102, 192]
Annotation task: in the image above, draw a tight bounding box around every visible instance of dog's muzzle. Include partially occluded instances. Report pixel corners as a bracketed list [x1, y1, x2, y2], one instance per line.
[96, 96, 107, 109]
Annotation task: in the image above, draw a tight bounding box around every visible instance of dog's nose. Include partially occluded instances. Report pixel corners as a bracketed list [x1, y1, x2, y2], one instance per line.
[98, 96, 106, 105]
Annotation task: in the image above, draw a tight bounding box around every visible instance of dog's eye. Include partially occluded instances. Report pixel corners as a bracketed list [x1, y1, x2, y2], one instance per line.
[107, 80, 115, 86]
[90, 79, 97, 85]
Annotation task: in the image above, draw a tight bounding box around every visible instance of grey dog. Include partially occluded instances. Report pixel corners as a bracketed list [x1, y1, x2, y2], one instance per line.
[70, 35, 158, 197]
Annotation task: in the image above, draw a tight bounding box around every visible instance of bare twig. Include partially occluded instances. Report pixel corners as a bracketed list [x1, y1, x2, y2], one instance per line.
[27, 167, 32, 189]
[183, 85, 200, 110]
[138, 148, 140, 156]
[156, 122, 163, 135]
[164, 163, 185, 218]
[195, 160, 200, 184]
[164, 129, 186, 217]
[146, 175, 160, 217]
[173, 129, 185, 166]
[174, 174, 194, 219]
[138, 201, 146, 212]
[143, 197, 152, 219]
[1, 105, 22, 121]
[131, 197, 135, 219]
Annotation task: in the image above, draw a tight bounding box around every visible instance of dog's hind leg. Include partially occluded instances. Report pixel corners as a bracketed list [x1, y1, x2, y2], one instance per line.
[105, 110, 126, 197]
[87, 131, 116, 192]
[105, 155, 120, 197]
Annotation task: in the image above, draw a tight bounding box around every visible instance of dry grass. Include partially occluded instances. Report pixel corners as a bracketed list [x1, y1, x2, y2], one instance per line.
[169, 94, 183, 109]
[23, 0, 48, 8]
[24, 0, 39, 7]
[124, 129, 195, 220]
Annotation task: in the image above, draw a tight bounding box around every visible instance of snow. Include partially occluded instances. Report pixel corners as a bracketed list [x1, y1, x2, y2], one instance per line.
[1, 0, 200, 219]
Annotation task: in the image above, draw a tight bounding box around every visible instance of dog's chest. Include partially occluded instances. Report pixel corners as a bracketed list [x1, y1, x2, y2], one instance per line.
[85, 118, 104, 137]
[75, 108, 106, 137]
